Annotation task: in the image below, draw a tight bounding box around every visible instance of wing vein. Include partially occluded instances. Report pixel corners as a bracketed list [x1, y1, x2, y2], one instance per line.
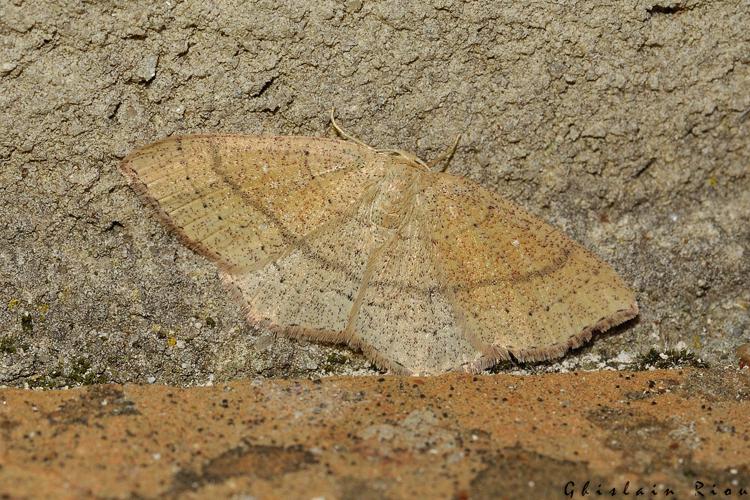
[342, 181, 421, 342]
[242, 184, 380, 276]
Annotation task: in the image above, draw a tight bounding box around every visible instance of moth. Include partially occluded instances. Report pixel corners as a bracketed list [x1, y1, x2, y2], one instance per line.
[120, 116, 638, 375]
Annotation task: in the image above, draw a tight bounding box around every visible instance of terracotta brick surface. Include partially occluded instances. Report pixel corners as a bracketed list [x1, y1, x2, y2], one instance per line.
[1, 369, 749, 499]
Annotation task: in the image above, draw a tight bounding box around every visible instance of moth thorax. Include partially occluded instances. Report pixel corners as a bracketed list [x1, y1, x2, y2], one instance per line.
[369, 169, 415, 229]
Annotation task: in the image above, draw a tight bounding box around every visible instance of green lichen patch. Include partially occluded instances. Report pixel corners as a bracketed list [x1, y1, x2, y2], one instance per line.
[29, 358, 109, 389]
[0, 335, 20, 354]
[67, 357, 109, 385]
[20, 312, 33, 333]
[635, 348, 709, 370]
[322, 352, 350, 372]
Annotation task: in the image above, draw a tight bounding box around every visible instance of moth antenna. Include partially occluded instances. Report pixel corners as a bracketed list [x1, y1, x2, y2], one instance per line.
[375, 148, 430, 170]
[329, 108, 431, 170]
[428, 134, 462, 173]
[329, 108, 374, 150]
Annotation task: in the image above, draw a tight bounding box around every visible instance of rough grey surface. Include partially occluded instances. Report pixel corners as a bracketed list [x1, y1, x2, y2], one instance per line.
[1, 0, 748, 387]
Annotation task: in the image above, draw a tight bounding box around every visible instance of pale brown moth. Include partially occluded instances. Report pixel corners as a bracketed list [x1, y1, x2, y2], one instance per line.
[120, 114, 638, 375]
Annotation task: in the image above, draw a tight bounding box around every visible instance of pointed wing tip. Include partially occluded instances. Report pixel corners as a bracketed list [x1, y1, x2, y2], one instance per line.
[626, 299, 640, 319]
[118, 141, 168, 190]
